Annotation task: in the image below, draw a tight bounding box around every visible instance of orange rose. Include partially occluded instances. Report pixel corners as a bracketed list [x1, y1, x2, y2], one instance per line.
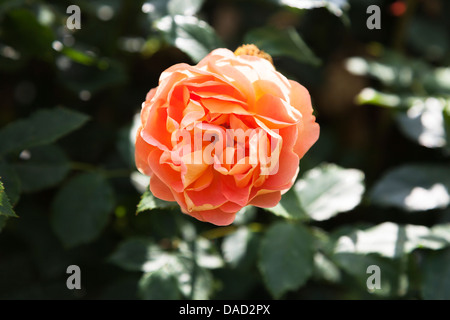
[135, 46, 319, 225]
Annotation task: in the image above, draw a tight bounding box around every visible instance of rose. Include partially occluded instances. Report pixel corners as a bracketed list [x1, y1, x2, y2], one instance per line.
[135, 46, 319, 225]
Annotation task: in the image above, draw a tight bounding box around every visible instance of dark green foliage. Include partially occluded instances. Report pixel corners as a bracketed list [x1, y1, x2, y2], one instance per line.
[1, 0, 450, 300]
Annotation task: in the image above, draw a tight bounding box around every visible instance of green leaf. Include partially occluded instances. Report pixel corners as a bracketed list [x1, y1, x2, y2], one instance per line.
[12, 145, 70, 193]
[258, 222, 314, 298]
[137, 189, 175, 213]
[356, 88, 404, 108]
[222, 227, 252, 268]
[0, 160, 21, 206]
[334, 222, 450, 259]
[191, 237, 224, 269]
[233, 205, 257, 225]
[109, 237, 157, 272]
[167, 0, 205, 16]
[51, 172, 114, 248]
[356, 88, 448, 149]
[59, 60, 128, 94]
[264, 187, 308, 220]
[407, 17, 449, 62]
[333, 252, 405, 297]
[142, 0, 170, 20]
[2, 8, 54, 58]
[370, 164, 450, 211]
[421, 248, 450, 299]
[110, 236, 216, 299]
[155, 15, 223, 63]
[313, 252, 341, 283]
[60, 46, 97, 66]
[346, 52, 429, 90]
[0, 107, 89, 156]
[396, 97, 447, 149]
[139, 269, 181, 300]
[295, 163, 365, 221]
[244, 27, 321, 66]
[141, 250, 213, 299]
[0, 180, 17, 218]
[174, 255, 213, 299]
[271, 0, 349, 19]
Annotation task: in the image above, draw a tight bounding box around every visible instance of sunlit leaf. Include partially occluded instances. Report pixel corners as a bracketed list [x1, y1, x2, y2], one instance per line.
[356, 88, 448, 149]
[294, 163, 365, 221]
[60, 46, 97, 66]
[334, 222, 450, 259]
[370, 164, 450, 211]
[155, 15, 223, 63]
[142, 0, 170, 20]
[270, 0, 350, 22]
[233, 205, 257, 225]
[167, 0, 205, 16]
[0, 107, 90, 156]
[192, 237, 224, 269]
[51, 172, 114, 248]
[264, 187, 307, 220]
[245, 27, 321, 66]
[0, 180, 17, 218]
[222, 227, 252, 268]
[174, 255, 214, 299]
[139, 269, 181, 300]
[396, 97, 447, 149]
[0, 160, 21, 206]
[312, 252, 341, 283]
[110, 236, 216, 299]
[333, 252, 404, 297]
[137, 189, 175, 213]
[346, 52, 429, 90]
[258, 222, 314, 298]
[356, 88, 404, 108]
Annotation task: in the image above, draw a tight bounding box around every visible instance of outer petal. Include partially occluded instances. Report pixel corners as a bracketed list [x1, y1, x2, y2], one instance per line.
[249, 190, 281, 208]
[289, 80, 320, 159]
[135, 127, 153, 176]
[188, 207, 236, 226]
[149, 174, 176, 202]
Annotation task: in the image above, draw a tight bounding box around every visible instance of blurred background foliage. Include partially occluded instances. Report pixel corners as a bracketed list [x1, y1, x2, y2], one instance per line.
[1, 0, 450, 300]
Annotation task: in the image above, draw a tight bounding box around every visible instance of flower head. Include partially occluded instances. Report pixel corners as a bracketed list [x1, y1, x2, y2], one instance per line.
[135, 46, 319, 225]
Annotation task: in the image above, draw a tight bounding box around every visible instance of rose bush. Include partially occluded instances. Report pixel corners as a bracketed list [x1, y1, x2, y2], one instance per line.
[135, 46, 320, 225]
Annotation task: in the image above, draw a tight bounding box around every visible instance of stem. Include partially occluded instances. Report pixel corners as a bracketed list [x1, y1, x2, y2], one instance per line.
[200, 222, 265, 240]
[70, 161, 97, 172]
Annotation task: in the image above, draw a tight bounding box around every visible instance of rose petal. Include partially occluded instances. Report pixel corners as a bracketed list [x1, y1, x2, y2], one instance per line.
[289, 80, 320, 158]
[148, 149, 184, 193]
[135, 127, 154, 176]
[149, 174, 176, 202]
[249, 190, 281, 208]
[187, 207, 236, 226]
